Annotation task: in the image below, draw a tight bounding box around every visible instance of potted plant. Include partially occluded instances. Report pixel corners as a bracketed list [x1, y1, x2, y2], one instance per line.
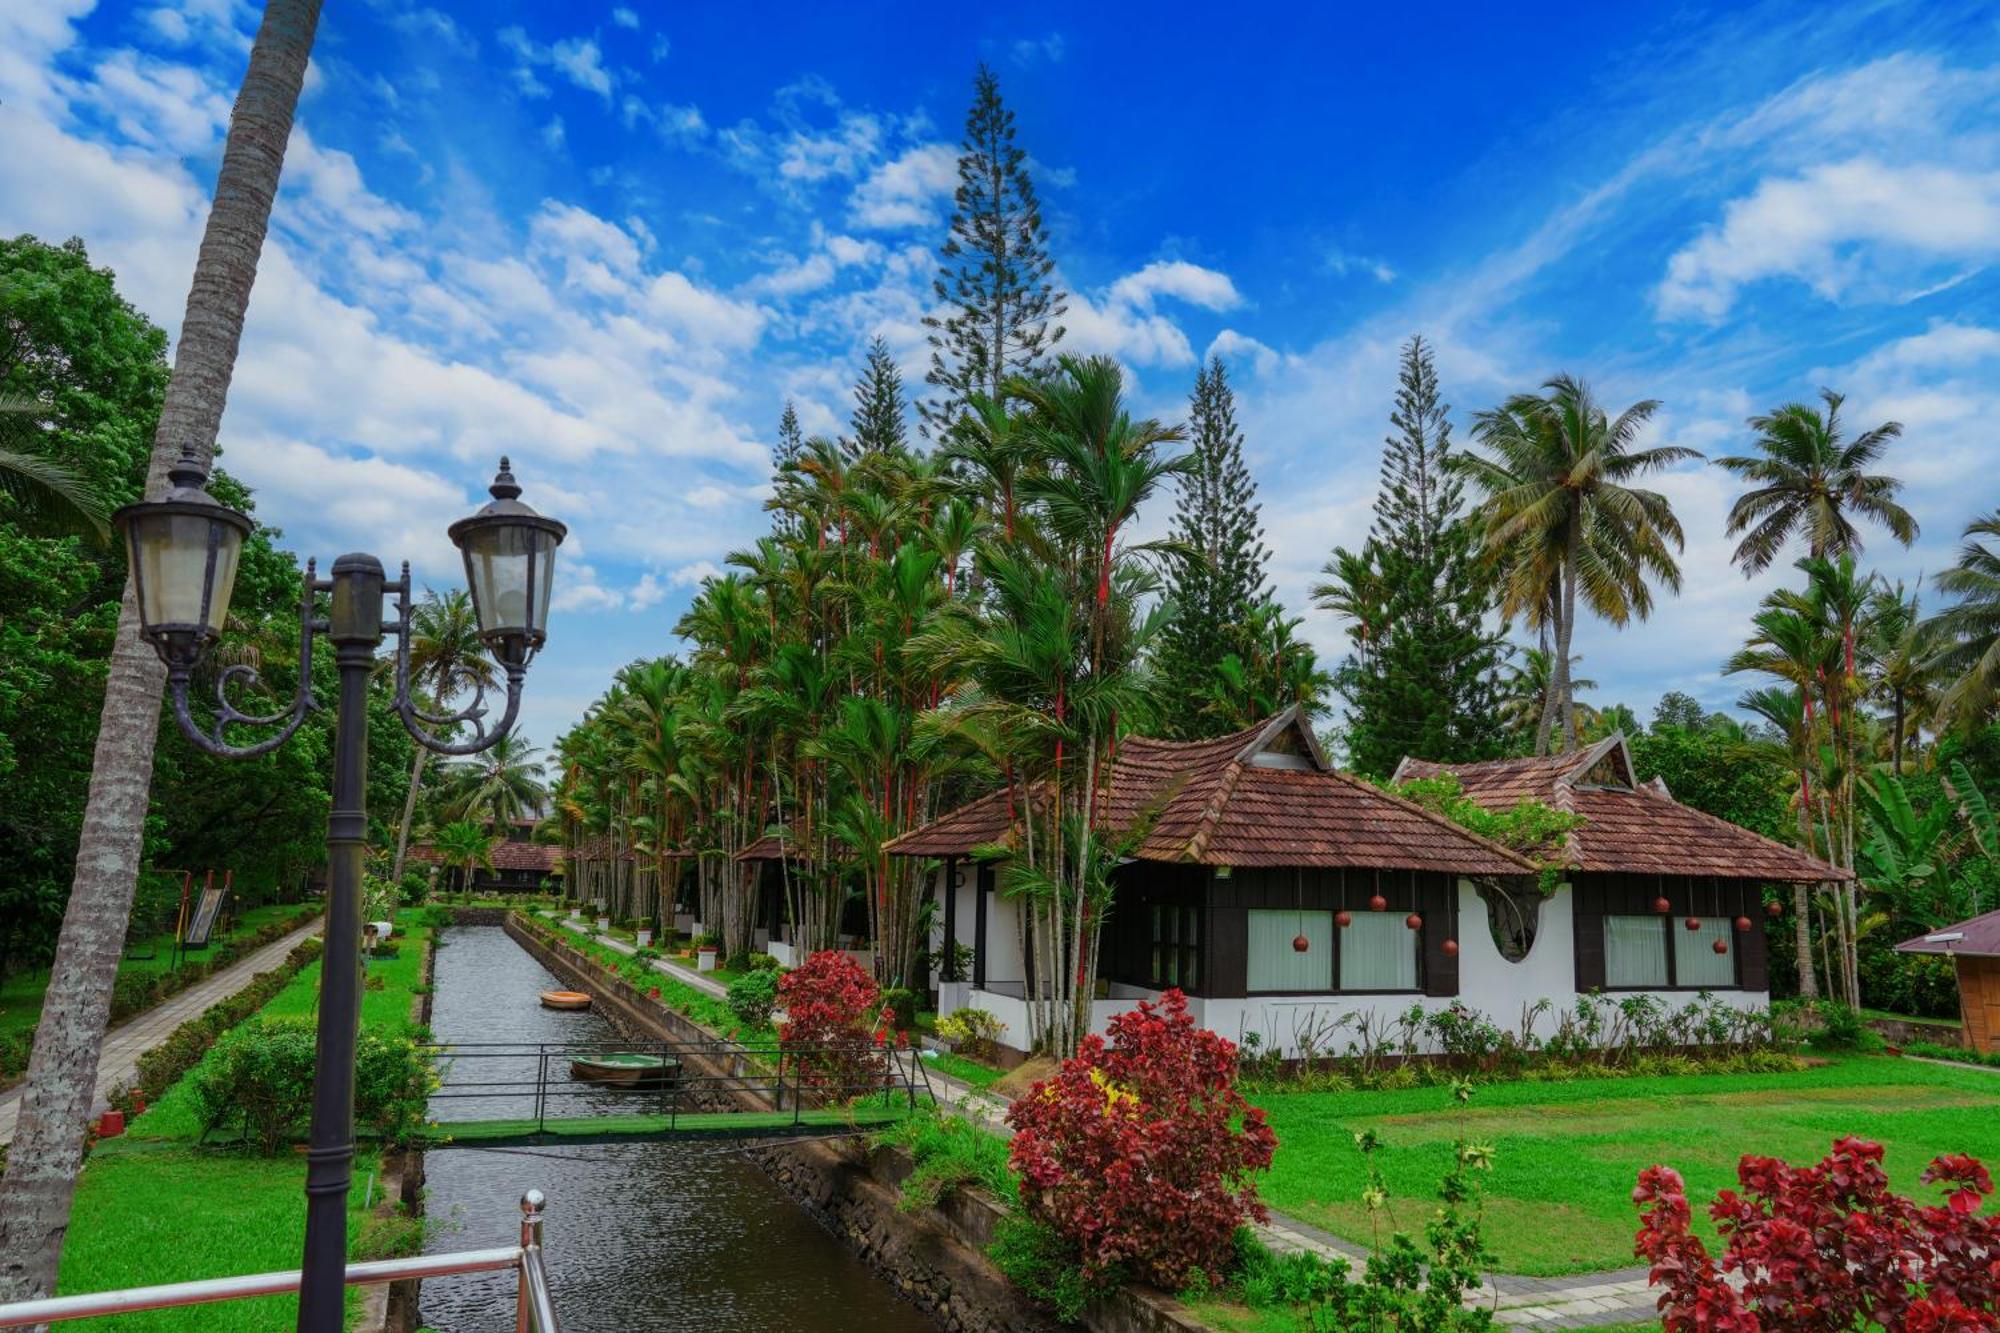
[635, 925, 653, 949]
[695, 933, 720, 973]
[596, 912, 611, 933]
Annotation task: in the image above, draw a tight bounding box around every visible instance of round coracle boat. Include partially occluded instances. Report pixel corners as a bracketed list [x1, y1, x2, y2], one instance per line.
[569, 1052, 682, 1088]
[538, 990, 592, 1011]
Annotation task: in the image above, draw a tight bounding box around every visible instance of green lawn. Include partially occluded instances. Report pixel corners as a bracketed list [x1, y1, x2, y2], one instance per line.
[52, 910, 433, 1329]
[0, 902, 315, 1047]
[1255, 1055, 2000, 1276]
[924, 1050, 1004, 1090]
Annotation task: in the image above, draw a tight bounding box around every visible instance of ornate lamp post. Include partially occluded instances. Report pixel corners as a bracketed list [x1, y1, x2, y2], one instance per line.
[114, 448, 565, 1333]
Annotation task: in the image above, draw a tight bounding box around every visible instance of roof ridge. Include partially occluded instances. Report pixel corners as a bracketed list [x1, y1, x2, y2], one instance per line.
[1179, 760, 1247, 863]
[1332, 768, 1538, 871]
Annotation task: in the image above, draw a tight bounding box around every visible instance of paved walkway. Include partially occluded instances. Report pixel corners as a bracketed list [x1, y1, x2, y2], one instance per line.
[551, 915, 730, 1000]
[0, 920, 322, 1147]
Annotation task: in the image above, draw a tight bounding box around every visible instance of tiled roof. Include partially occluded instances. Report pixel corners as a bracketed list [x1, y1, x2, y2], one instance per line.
[885, 709, 1533, 877]
[1395, 734, 1851, 883]
[1896, 908, 2000, 959]
[408, 838, 560, 873]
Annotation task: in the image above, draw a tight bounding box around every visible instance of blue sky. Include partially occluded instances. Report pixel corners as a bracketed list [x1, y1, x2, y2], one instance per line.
[5, 0, 2000, 753]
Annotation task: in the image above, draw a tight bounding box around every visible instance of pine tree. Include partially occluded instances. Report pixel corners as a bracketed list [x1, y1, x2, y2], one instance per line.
[1327, 335, 1504, 775]
[776, 399, 804, 467]
[920, 64, 1066, 436]
[847, 336, 908, 458]
[1157, 357, 1275, 737]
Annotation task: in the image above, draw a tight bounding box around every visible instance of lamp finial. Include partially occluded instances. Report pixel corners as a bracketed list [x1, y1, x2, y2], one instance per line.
[490, 457, 521, 501]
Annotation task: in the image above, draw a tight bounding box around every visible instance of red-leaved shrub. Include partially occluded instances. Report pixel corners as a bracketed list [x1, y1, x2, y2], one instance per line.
[1004, 989, 1278, 1289]
[777, 950, 883, 1096]
[1634, 1135, 2000, 1330]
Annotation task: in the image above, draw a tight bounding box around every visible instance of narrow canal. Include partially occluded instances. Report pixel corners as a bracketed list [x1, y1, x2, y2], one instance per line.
[417, 925, 936, 1331]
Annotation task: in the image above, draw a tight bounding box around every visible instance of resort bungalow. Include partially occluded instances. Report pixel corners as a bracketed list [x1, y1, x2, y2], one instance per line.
[890, 711, 1848, 1059]
[1396, 733, 1848, 1010]
[1895, 908, 2000, 1053]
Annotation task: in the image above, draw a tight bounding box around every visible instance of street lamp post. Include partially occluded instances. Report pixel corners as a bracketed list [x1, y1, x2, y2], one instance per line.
[114, 449, 565, 1333]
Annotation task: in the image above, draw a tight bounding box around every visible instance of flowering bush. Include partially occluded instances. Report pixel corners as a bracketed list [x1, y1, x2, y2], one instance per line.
[777, 950, 882, 1096]
[1005, 989, 1278, 1290]
[1634, 1136, 2000, 1330]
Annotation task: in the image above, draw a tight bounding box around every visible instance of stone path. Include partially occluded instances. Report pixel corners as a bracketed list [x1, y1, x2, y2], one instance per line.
[0, 920, 322, 1147]
[552, 915, 730, 1000]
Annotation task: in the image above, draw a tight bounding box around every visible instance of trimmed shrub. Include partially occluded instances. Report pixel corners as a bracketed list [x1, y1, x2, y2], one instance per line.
[778, 950, 882, 1096]
[1005, 989, 1277, 1291]
[936, 1007, 1005, 1061]
[727, 969, 780, 1029]
[191, 1015, 431, 1154]
[876, 986, 921, 1033]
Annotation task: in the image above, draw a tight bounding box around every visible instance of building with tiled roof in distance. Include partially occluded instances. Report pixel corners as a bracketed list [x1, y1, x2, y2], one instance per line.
[1394, 733, 1847, 1009]
[888, 707, 1546, 1057]
[1896, 908, 2000, 1053]
[408, 831, 563, 896]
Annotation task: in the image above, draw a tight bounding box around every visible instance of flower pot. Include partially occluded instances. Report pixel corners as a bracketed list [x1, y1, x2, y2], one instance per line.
[596, 917, 610, 933]
[96, 1110, 125, 1139]
[570, 907, 581, 919]
[696, 948, 718, 973]
[635, 928, 653, 949]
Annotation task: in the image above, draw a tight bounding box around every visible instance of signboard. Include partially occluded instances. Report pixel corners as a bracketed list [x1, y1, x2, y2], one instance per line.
[183, 885, 226, 948]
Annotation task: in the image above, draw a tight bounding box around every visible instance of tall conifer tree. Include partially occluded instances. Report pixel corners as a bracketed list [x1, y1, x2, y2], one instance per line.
[848, 336, 908, 458]
[921, 64, 1066, 436]
[776, 399, 804, 467]
[1326, 335, 1504, 774]
[1158, 357, 1276, 736]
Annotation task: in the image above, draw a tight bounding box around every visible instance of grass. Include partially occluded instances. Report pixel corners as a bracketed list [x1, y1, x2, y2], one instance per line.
[1860, 1006, 1962, 1029]
[923, 1049, 1005, 1090]
[0, 902, 315, 1046]
[1255, 1054, 2000, 1276]
[529, 915, 778, 1047]
[1183, 1297, 1656, 1333]
[51, 909, 433, 1330]
[871, 1106, 1017, 1208]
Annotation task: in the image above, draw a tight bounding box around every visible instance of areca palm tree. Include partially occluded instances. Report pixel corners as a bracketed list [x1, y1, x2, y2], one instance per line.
[1862, 580, 1938, 776]
[389, 589, 495, 883]
[1458, 374, 1700, 753]
[1311, 543, 1388, 668]
[1716, 389, 1916, 576]
[433, 820, 499, 899]
[0, 0, 323, 1297]
[1928, 511, 2000, 728]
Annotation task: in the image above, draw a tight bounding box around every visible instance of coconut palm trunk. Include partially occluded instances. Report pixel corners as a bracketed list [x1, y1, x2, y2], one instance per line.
[1554, 525, 1581, 753]
[389, 748, 428, 883]
[0, 0, 321, 1302]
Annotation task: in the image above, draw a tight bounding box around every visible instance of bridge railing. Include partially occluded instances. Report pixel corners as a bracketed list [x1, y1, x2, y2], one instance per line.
[0, 1190, 562, 1330]
[418, 1036, 936, 1132]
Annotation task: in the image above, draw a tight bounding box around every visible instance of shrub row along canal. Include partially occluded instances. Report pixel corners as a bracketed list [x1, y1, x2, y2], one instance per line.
[418, 924, 936, 1332]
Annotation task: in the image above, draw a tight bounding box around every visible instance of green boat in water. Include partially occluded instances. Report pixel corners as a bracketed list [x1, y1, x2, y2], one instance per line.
[570, 1052, 683, 1088]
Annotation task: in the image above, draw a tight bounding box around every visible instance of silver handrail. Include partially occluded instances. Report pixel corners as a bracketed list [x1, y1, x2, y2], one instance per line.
[0, 1190, 562, 1331]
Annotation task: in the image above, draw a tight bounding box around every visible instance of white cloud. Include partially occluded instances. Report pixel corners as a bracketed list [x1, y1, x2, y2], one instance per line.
[650, 33, 671, 62]
[611, 7, 640, 30]
[777, 111, 883, 183]
[627, 571, 664, 610]
[499, 27, 615, 101]
[78, 49, 229, 153]
[643, 271, 767, 347]
[1658, 158, 2000, 318]
[541, 116, 566, 151]
[1205, 329, 1280, 377]
[1108, 260, 1243, 313]
[849, 143, 957, 229]
[1059, 261, 1246, 369]
[1011, 33, 1065, 66]
[671, 560, 726, 587]
[1325, 246, 1396, 284]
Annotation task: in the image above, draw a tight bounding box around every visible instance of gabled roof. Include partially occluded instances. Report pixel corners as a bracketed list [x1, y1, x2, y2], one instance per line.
[737, 825, 814, 863]
[1394, 734, 1851, 883]
[1896, 908, 2000, 959]
[885, 707, 1533, 877]
[409, 838, 561, 874]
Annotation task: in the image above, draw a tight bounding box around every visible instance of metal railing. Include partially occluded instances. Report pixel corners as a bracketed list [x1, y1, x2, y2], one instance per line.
[0, 1190, 562, 1331]
[420, 1036, 936, 1134]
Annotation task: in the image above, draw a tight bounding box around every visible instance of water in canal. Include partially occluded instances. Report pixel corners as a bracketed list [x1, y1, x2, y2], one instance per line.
[418, 925, 936, 1332]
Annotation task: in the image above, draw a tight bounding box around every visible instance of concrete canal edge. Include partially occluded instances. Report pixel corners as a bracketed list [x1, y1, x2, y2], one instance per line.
[502, 912, 1210, 1333]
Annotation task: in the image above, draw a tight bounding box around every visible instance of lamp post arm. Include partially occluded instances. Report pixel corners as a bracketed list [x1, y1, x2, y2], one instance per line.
[385, 565, 524, 758]
[166, 564, 322, 759]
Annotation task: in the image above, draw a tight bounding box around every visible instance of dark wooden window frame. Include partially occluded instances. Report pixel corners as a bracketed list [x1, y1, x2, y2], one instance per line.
[1598, 912, 1745, 992]
[1244, 907, 1425, 998]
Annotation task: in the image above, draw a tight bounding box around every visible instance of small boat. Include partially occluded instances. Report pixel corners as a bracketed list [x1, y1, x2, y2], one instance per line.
[539, 990, 592, 1011]
[569, 1052, 682, 1088]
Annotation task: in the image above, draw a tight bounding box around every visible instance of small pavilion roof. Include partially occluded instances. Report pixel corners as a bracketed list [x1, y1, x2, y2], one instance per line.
[885, 708, 1533, 877]
[736, 825, 805, 863]
[1896, 908, 2000, 959]
[409, 839, 561, 873]
[1393, 734, 1851, 883]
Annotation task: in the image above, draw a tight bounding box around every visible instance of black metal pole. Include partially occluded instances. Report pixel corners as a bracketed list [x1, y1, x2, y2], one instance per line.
[298, 553, 383, 1333]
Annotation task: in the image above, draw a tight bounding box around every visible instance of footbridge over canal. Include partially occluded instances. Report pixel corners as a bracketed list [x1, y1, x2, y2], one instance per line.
[412, 1036, 938, 1149]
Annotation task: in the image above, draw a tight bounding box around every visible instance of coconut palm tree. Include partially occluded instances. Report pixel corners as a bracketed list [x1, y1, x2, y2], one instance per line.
[0, 396, 110, 540]
[0, 0, 323, 1299]
[1498, 649, 1598, 747]
[439, 731, 547, 832]
[1928, 511, 2000, 728]
[1716, 389, 1916, 576]
[388, 589, 495, 883]
[432, 820, 499, 900]
[1862, 580, 1938, 776]
[1457, 374, 1701, 753]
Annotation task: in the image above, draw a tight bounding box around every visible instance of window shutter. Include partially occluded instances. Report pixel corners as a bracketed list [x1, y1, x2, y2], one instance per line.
[1571, 884, 1606, 991]
[1423, 876, 1458, 997]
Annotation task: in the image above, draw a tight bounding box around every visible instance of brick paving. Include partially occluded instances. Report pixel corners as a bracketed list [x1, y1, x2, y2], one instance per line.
[0, 920, 322, 1147]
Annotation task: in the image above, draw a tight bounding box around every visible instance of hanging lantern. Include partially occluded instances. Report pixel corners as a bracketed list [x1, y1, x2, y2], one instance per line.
[1734, 915, 1753, 933]
[1766, 899, 1783, 918]
[1334, 910, 1353, 929]
[1370, 893, 1388, 912]
[1442, 938, 1459, 957]
[1405, 912, 1423, 931]
[1711, 938, 1729, 955]
[1292, 933, 1311, 953]
[1653, 896, 1671, 914]
[1685, 916, 1702, 931]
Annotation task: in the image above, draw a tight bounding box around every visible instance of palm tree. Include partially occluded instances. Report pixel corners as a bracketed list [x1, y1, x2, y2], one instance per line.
[388, 589, 494, 883]
[1716, 388, 1916, 576]
[1311, 543, 1387, 668]
[1862, 580, 1938, 776]
[1928, 511, 2000, 728]
[1738, 683, 1820, 999]
[0, 396, 110, 539]
[440, 731, 547, 831]
[1457, 374, 1701, 753]
[432, 820, 499, 900]
[0, 0, 323, 1299]
[1498, 648, 1597, 746]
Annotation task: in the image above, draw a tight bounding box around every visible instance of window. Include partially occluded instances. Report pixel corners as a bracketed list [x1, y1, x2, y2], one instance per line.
[1676, 917, 1736, 989]
[1604, 916, 1669, 988]
[1149, 902, 1200, 992]
[1340, 911, 1420, 991]
[1247, 909, 1331, 992]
